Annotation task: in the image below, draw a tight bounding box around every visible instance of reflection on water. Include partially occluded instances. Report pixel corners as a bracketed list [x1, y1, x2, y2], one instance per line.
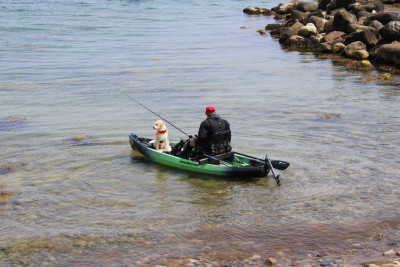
[1, 0, 399, 265]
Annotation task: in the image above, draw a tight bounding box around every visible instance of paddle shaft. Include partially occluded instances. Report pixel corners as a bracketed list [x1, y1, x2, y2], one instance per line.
[266, 155, 281, 186]
[234, 152, 289, 170]
[203, 154, 232, 166]
[124, 92, 190, 137]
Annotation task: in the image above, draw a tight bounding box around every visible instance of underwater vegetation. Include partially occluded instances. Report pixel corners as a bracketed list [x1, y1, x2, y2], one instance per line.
[0, 116, 28, 131]
[318, 113, 341, 120]
[0, 163, 27, 174]
[0, 184, 14, 211]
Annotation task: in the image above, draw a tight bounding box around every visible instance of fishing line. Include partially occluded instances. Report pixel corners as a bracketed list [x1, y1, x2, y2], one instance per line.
[124, 92, 190, 137]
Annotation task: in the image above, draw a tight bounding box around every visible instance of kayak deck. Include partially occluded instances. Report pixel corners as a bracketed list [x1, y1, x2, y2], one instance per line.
[129, 133, 270, 178]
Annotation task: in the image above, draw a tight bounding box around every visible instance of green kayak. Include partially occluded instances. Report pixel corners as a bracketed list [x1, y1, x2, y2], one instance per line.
[129, 133, 289, 180]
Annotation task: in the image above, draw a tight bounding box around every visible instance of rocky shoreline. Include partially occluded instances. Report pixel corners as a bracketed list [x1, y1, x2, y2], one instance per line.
[243, 0, 400, 73]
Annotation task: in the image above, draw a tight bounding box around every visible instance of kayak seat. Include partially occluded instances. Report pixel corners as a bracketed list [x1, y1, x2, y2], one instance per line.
[198, 158, 209, 165]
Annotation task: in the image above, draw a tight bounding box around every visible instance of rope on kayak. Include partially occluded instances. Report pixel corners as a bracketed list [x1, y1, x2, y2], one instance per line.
[124, 92, 190, 137]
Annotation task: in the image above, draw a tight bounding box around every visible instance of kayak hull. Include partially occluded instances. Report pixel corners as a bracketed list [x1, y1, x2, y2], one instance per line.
[129, 133, 270, 178]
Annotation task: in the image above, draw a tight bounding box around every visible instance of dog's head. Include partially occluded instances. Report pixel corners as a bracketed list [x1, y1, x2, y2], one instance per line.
[153, 120, 166, 131]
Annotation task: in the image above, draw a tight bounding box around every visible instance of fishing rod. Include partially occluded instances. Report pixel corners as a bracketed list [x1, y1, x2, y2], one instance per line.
[124, 92, 190, 137]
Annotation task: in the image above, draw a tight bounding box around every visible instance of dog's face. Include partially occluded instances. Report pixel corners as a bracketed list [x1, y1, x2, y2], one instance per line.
[153, 120, 166, 131]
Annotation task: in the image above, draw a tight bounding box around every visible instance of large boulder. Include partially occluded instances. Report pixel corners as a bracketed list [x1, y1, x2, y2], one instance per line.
[369, 20, 383, 29]
[312, 42, 333, 52]
[308, 16, 328, 32]
[295, 1, 319, 12]
[318, 0, 331, 11]
[345, 29, 378, 48]
[347, 23, 376, 33]
[363, 12, 400, 26]
[344, 41, 369, 59]
[379, 21, 400, 43]
[323, 31, 347, 42]
[291, 9, 308, 24]
[374, 41, 400, 65]
[348, 0, 384, 14]
[271, 2, 295, 14]
[298, 23, 318, 37]
[279, 22, 305, 43]
[282, 35, 313, 48]
[333, 42, 346, 52]
[310, 9, 326, 19]
[332, 8, 357, 33]
[335, 0, 357, 9]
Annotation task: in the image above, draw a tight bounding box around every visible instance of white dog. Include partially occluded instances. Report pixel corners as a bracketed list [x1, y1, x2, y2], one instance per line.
[151, 120, 171, 152]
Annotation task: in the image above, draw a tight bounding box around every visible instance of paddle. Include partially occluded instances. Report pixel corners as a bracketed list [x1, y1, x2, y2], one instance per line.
[203, 154, 232, 166]
[233, 152, 290, 170]
[266, 155, 281, 186]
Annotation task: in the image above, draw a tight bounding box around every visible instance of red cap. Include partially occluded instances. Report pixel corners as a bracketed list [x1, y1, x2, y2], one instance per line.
[206, 106, 216, 112]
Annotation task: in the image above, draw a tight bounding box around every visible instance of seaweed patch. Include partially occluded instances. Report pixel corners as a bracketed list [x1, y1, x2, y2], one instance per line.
[0, 163, 27, 174]
[0, 184, 14, 211]
[318, 113, 341, 120]
[361, 73, 393, 83]
[0, 116, 28, 131]
[61, 135, 98, 146]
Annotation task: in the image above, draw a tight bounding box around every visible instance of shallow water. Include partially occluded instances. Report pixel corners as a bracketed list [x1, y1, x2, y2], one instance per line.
[1, 0, 400, 265]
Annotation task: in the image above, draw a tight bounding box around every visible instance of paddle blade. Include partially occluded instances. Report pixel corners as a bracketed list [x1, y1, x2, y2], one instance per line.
[271, 160, 290, 170]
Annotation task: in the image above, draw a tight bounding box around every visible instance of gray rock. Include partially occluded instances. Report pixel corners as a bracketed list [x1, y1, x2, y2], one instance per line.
[308, 16, 327, 32]
[356, 11, 372, 19]
[265, 23, 282, 31]
[379, 21, 400, 43]
[374, 41, 400, 65]
[345, 41, 369, 59]
[279, 22, 305, 43]
[347, 23, 376, 33]
[291, 9, 308, 24]
[363, 12, 400, 26]
[369, 20, 383, 29]
[279, 28, 298, 43]
[345, 29, 378, 48]
[295, 1, 319, 12]
[310, 9, 326, 19]
[323, 31, 347, 42]
[282, 35, 313, 48]
[271, 2, 295, 15]
[312, 42, 333, 52]
[333, 42, 346, 52]
[336, 0, 356, 9]
[332, 8, 357, 33]
[318, 0, 331, 11]
[348, 0, 384, 14]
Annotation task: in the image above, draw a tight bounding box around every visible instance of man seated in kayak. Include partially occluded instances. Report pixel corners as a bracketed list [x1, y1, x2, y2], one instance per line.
[176, 106, 231, 158]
